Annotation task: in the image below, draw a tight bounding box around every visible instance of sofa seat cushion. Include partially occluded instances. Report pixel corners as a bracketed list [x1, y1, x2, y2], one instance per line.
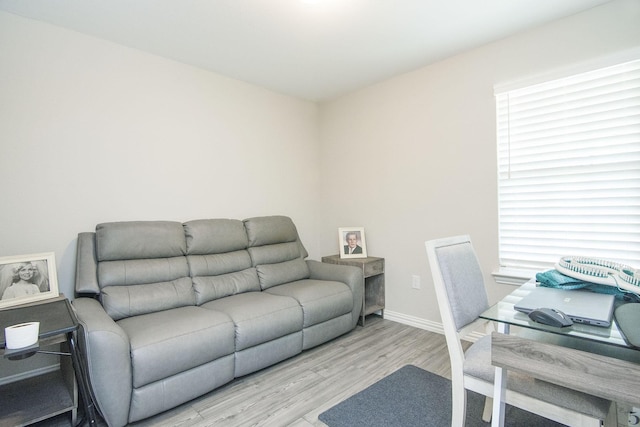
[117, 306, 235, 388]
[201, 292, 303, 351]
[265, 280, 353, 327]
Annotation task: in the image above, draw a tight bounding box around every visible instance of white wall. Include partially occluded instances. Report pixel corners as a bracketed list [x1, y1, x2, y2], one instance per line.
[318, 0, 640, 326]
[1, 1, 639, 330]
[0, 11, 321, 301]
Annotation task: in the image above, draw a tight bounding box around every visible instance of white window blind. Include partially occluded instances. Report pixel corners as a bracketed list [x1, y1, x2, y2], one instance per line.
[496, 58, 640, 271]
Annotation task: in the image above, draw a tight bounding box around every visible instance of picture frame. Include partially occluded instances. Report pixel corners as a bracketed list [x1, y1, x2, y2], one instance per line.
[338, 227, 367, 259]
[0, 252, 59, 309]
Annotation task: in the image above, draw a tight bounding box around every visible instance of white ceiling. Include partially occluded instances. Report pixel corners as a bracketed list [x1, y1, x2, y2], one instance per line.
[0, 0, 613, 101]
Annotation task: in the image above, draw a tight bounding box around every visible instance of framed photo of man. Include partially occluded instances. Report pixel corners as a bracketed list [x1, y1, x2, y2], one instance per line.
[338, 227, 367, 259]
[0, 252, 59, 309]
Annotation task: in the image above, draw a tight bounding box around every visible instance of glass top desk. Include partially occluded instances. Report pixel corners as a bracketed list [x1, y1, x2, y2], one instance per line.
[480, 280, 640, 427]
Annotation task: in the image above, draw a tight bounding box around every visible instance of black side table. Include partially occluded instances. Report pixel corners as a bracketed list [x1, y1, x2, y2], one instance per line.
[0, 297, 97, 426]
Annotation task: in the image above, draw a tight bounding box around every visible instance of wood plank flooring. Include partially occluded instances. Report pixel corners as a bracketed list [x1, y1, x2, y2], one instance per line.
[37, 316, 454, 427]
[30, 316, 634, 427]
[131, 316, 452, 427]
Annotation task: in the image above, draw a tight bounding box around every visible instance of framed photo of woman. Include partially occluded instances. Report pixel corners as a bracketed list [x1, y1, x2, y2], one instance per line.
[338, 227, 367, 259]
[0, 252, 59, 309]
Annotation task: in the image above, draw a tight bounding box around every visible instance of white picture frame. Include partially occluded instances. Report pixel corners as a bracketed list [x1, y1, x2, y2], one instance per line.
[0, 252, 59, 309]
[339, 227, 367, 259]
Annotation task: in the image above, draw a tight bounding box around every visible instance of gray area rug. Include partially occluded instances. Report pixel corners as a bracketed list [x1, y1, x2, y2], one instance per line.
[319, 365, 566, 427]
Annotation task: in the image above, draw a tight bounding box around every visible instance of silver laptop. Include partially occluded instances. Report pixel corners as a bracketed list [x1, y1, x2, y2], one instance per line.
[514, 286, 615, 327]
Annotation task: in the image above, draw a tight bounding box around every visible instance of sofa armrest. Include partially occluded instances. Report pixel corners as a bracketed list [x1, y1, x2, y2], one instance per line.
[306, 260, 363, 328]
[73, 297, 131, 427]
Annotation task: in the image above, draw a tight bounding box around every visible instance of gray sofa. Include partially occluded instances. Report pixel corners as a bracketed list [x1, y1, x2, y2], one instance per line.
[73, 215, 363, 427]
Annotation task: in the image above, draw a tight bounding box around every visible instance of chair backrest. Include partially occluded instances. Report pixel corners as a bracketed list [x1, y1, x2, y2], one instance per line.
[426, 235, 489, 332]
[426, 235, 490, 384]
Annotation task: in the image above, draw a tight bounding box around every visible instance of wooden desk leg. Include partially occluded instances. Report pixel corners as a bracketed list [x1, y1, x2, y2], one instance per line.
[491, 323, 509, 427]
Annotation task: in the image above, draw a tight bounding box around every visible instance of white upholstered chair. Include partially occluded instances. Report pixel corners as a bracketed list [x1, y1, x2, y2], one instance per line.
[425, 235, 613, 427]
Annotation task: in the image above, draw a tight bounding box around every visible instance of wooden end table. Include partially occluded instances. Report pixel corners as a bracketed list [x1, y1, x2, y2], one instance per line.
[321, 255, 385, 326]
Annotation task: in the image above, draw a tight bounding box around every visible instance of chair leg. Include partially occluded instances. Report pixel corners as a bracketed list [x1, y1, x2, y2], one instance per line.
[481, 396, 493, 422]
[602, 402, 616, 427]
[451, 386, 467, 427]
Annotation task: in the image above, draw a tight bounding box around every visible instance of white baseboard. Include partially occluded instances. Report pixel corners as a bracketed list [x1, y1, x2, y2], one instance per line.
[384, 310, 484, 342]
[384, 310, 443, 334]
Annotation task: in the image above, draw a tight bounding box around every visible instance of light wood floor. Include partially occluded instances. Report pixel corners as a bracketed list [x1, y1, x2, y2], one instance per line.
[133, 316, 452, 427]
[39, 316, 454, 427]
[33, 316, 634, 427]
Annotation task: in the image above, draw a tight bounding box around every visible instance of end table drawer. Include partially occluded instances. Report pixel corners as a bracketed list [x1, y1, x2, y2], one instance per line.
[363, 259, 384, 277]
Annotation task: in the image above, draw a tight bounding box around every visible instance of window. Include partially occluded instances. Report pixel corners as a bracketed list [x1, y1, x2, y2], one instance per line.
[496, 58, 640, 275]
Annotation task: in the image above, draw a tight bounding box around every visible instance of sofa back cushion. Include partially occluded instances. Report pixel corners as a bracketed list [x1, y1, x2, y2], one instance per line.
[244, 216, 310, 290]
[96, 221, 186, 261]
[184, 219, 260, 304]
[95, 221, 194, 320]
[183, 219, 248, 255]
[80, 216, 313, 315]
